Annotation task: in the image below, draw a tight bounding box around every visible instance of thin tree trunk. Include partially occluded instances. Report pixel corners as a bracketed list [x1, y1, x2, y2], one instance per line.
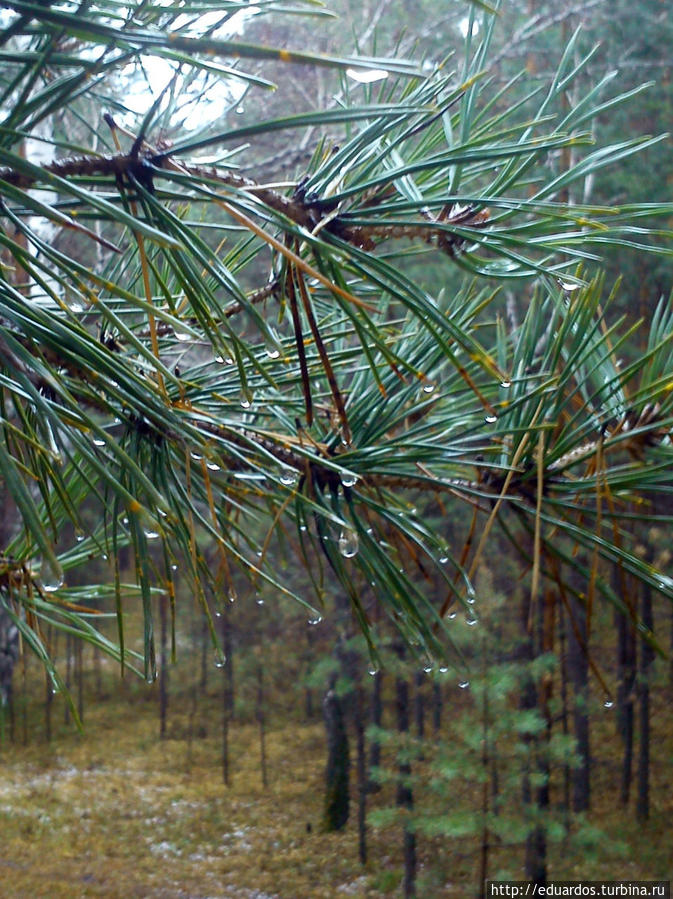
[414, 669, 425, 740]
[322, 686, 350, 830]
[558, 604, 572, 821]
[395, 649, 416, 899]
[64, 631, 72, 726]
[221, 606, 232, 785]
[431, 680, 442, 732]
[567, 595, 590, 812]
[354, 683, 367, 864]
[159, 592, 168, 739]
[521, 591, 548, 887]
[367, 669, 383, 792]
[616, 602, 636, 806]
[257, 663, 268, 789]
[76, 639, 84, 724]
[636, 578, 654, 820]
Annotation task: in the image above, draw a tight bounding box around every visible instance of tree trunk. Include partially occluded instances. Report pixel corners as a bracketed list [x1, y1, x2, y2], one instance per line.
[354, 683, 367, 864]
[159, 592, 169, 739]
[520, 593, 548, 887]
[257, 662, 268, 789]
[367, 669, 383, 791]
[395, 652, 416, 899]
[322, 687, 350, 831]
[636, 578, 654, 820]
[431, 680, 442, 732]
[567, 595, 590, 812]
[615, 602, 636, 806]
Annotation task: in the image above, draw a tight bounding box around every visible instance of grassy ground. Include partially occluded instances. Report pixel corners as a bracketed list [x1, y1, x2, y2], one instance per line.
[0, 661, 671, 898]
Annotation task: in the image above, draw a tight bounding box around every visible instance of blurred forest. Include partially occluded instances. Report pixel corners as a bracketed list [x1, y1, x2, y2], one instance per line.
[0, 1, 672, 897]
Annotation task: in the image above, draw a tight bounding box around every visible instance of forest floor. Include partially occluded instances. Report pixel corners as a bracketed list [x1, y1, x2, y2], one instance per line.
[0, 667, 671, 898]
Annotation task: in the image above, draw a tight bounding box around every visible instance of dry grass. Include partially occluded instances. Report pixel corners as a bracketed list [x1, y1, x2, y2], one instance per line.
[0, 658, 671, 898]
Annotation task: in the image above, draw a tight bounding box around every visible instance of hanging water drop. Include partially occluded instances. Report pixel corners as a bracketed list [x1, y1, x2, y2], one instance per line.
[448, 611, 457, 620]
[93, 438, 105, 447]
[339, 471, 359, 488]
[214, 651, 226, 669]
[465, 615, 478, 627]
[39, 557, 64, 593]
[458, 680, 470, 690]
[439, 556, 449, 565]
[338, 529, 359, 558]
[143, 528, 160, 540]
[266, 347, 280, 359]
[484, 413, 497, 424]
[308, 616, 323, 626]
[500, 380, 511, 389]
[173, 324, 192, 343]
[279, 468, 299, 487]
[604, 700, 614, 709]
[439, 666, 449, 674]
[240, 398, 252, 409]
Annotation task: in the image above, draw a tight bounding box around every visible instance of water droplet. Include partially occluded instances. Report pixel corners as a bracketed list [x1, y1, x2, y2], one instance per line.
[173, 324, 192, 343]
[299, 525, 307, 532]
[604, 700, 614, 709]
[122, 516, 129, 525]
[146, 671, 157, 684]
[143, 529, 160, 540]
[170, 563, 178, 572]
[338, 529, 359, 558]
[308, 616, 323, 626]
[439, 666, 449, 674]
[439, 556, 449, 565]
[75, 534, 85, 543]
[256, 598, 265, 606]
[339, 472, 359, 488]
[39, 557, 64, 593]
[240, 399, 251, 409]
[458, 680, 470, 690]
[266, 348, 280, 359]
[346, 67, 389, 83]
[558, 279, 580, 293]
[214, 609, 222, 618]
[465, 615, 478, 627]
[235, 105, 244, 114]
[368, 668, 379, 677]
[448, 611, 457, 620]
[423, 665, 433, 674]
[214, 652, 226, 668]
[93, 438, 105, 447]
[228, 590, 236, 603]
[279, 468, 299, 487]
[500, 380, 511, 389]
[484, 414, 497, 424]
[190, 451, 203, 461]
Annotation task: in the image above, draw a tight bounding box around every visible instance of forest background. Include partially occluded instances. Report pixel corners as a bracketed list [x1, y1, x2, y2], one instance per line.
[0, 0, 672, 897]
